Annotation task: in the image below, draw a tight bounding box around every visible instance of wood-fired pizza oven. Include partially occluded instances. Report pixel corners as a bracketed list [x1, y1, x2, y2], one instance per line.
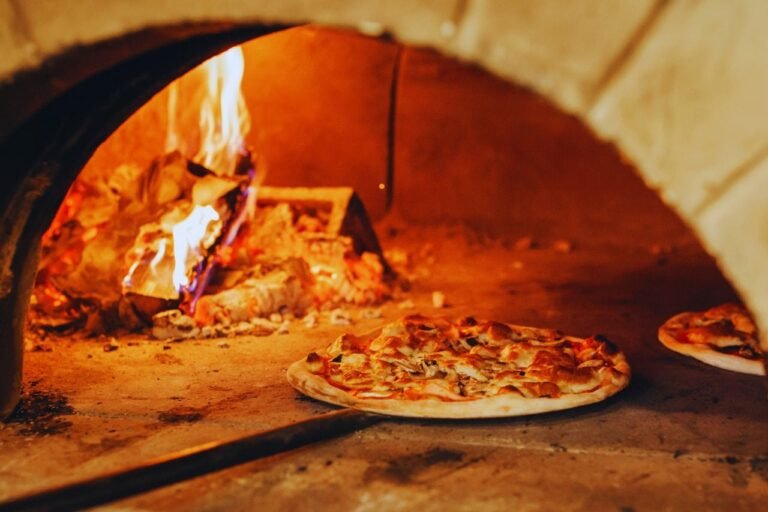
[0, 2, 766, 510]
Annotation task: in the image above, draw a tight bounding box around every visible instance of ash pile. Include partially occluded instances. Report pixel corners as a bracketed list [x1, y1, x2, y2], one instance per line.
[29, 151, 391, 341]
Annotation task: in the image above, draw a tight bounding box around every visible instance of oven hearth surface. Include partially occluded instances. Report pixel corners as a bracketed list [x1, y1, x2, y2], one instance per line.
[2, 223, 766, 511]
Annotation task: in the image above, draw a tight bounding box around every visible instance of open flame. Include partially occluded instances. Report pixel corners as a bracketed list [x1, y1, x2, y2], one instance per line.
[195, 47, 250, 176]
[160, 45, 252, 296]
[172, 205, 220, 291]
[33, 39, 388, 338]
[166, 46, 250, 176]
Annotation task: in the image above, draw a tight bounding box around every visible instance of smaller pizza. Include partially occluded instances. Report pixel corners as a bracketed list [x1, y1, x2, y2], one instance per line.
[658, 304, 765, 376]
[287, 315, 631, 418]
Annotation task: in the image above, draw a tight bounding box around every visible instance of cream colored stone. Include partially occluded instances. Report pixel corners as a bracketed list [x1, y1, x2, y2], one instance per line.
[590, 0, 768, 217]
[450, 0, 657, 114]
[16, 0, 457, 70]
[0, 0, 39, 79]
[697, 156, 768, 351]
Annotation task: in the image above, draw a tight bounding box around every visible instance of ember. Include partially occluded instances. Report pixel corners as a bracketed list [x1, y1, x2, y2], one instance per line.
[29, 45, 390, 339]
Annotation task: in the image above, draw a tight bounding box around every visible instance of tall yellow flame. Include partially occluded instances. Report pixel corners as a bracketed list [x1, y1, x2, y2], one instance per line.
[146, 46, 252, 297]
[165, 46, 251, 175]
[195, 47, 251, 175]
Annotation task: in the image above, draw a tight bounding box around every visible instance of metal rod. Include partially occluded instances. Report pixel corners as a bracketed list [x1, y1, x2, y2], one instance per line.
[0, 408, 379, 512]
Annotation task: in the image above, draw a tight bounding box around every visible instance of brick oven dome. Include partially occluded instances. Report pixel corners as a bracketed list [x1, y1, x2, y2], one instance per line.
[0, 3, 766, 510]
[1, 0, 767, 417]
[2, 1, 767, 352]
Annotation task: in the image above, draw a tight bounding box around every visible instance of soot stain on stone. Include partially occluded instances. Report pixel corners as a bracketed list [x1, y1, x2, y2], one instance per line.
[364, 448, 465, 484]
[549, 442, 567, 453]
[728, 466, 749, 488]
[749, 456, 768, 482]
[7, 389, 75, 436]
[157, 405, 208, 424]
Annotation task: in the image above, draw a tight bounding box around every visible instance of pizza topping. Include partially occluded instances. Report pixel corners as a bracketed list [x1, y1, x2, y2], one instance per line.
[305, 352, 325, 373]
[453, 362, 487, 381]
[663, 304, 762, 361]
[302, 315, 629, 402]
[592, 334, 619, 355]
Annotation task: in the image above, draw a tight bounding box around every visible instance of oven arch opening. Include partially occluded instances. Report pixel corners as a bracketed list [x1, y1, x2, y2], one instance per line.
[1, 22, 753, 421]
[0, 7, 766, 510]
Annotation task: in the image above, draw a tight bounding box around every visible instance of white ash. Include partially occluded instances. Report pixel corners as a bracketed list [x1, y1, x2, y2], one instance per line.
[232, 322, 254, 335]
[151, 309, 279, 341]
[269, 312, 283, 323]
[330, 308, 352, 326]
[432, 291, 446, 308]
[103, 337, 120, 352]
[303, 311, 318, 329]
[249, 318, 280, 335]
[360, 308, 383, 319]
[194, 257, 312, 325]
[397, 299, 415, 310]
[151, 309, 199, 340]
[277, 320, 291, 335]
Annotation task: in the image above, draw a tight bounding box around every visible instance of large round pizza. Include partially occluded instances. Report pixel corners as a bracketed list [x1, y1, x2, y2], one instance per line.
[287, 314, 631, 418]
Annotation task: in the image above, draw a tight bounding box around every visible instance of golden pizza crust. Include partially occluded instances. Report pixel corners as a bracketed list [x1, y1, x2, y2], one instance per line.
[658, 321, 765, 376]
[286, 322, 631, 419]
[287, 358, 629, 418]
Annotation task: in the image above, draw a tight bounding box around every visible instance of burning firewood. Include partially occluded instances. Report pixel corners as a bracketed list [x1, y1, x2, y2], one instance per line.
[151, 309, 199, 340]
[223, 191, 390, 308]
[256, 186, 386, 259]
[34, 152, 252, 322]
[34, 124, 389, 338]
[122, 152, 253, 303]
[193, 258, 313, 325]
[30, 41, 395, 341]
[150, 309, 283, 341]
[36, 181, 391, 337]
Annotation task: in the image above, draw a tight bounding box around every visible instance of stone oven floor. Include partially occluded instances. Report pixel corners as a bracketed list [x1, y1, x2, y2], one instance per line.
[1, 224, 767, 511]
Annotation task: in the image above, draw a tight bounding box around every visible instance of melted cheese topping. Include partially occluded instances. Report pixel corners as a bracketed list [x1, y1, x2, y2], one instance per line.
[667, 304, 762, 360]
[305, 315, 628, 401]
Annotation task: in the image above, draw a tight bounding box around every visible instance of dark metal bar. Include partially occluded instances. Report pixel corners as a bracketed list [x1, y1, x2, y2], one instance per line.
[0, 408, 379, 512]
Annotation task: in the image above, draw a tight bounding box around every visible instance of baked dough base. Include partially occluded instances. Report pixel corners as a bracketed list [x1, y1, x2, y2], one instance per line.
[286, 356, 631, 419]
[658, 324, 765, 376]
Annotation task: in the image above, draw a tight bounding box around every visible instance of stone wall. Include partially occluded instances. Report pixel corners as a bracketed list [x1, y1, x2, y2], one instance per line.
[2, 0, 768, 350]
